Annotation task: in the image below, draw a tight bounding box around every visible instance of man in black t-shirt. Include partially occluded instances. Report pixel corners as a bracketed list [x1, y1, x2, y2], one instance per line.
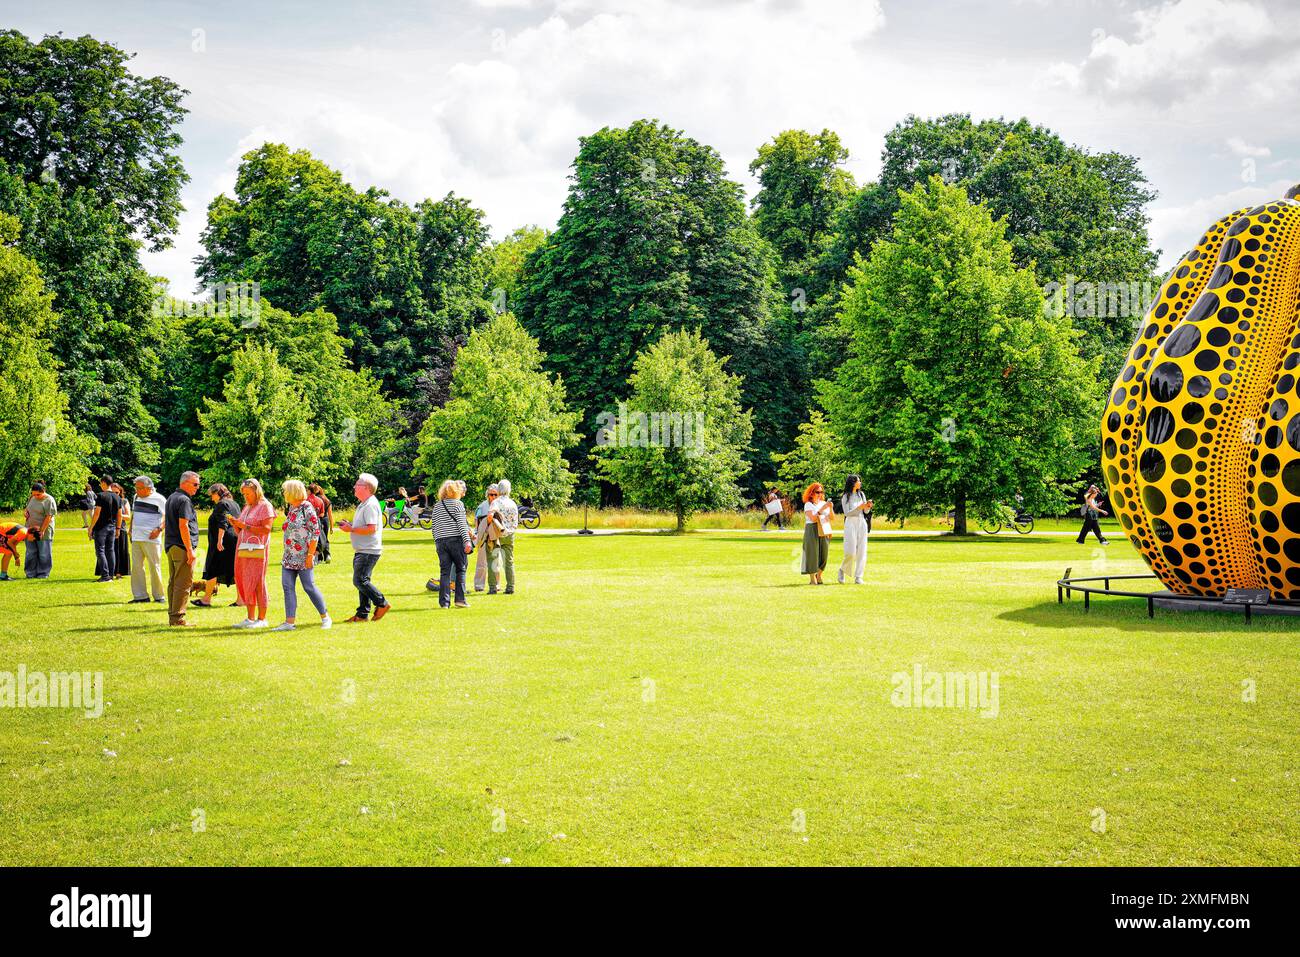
[163, 471, 202, 627]
[87, 475, 124, 582]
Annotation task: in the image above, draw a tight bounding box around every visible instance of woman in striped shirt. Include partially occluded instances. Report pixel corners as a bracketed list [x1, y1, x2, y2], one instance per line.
[431, 480, 474, 608]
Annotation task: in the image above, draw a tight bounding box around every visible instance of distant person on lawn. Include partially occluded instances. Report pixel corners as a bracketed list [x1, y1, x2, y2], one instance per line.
[0, 523, 30, 581]
[164, 471, 202, 627]
[339, 472, 391, 623]
[196, 483, 240, 607]
[128, 476, 167, 603]
[488, 478, 519, 595]
[839, 474, 872, 585]
[472, 483, 499, 592]
[761, 488, 784, 530]
[79, 482, 96, 528]
[307, 483, 332, 563]
[111, 483, 132, 580]
[23, 481, 56, 579]
[87, 474, 124, 582]
[273, 480, 330, 631]
[1077, 484, 1109, 546]
[430, 479, 474, 609]
[226, 478, 276, 629]
[801, 482, 832, 585]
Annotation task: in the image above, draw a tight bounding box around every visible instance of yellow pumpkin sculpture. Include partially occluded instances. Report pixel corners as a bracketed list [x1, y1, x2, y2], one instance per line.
[1101, 184, 1300, 598]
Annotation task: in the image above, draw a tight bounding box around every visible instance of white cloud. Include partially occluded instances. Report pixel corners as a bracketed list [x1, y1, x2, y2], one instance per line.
[1149, 178, 1294, 269]
[1044, 0, 1287, 106]
[1225, 136, 1271, 157]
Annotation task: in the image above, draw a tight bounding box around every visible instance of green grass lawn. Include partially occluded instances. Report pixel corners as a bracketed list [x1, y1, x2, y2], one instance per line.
[1, 527, 1296, 866]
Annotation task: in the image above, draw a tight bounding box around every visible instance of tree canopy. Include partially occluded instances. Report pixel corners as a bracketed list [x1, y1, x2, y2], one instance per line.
[821, 177, 1098, 533]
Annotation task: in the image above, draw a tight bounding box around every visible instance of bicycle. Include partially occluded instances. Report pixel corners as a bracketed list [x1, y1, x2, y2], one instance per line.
[383, 503, 433, 531]
[518, 498, 541, 530]
[976, 504, 1035, 535]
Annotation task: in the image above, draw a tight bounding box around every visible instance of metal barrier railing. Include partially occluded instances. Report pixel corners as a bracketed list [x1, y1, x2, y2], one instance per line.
[1056, 568, 1296, 623]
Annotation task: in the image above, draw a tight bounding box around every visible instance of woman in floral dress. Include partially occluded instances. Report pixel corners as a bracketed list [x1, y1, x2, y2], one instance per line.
[272, 479, 330, 631]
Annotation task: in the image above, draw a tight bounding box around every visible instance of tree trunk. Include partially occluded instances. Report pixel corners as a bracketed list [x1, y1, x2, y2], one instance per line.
[676, 502, 685, 533]
[953, 490, 967, 536]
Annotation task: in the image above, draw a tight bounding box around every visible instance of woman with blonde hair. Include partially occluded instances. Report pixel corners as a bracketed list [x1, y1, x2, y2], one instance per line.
[801, 482, 833, 585]
[430, 479, 474, 608]
[226, 478, 276, 628]
[272, 479, 330, 631]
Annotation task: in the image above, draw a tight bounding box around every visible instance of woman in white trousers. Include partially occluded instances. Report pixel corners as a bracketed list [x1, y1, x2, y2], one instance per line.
[839, 474, 872, 584]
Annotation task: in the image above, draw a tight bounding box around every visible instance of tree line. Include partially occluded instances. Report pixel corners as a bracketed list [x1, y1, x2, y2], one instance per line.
[0, 30, 1161, 531]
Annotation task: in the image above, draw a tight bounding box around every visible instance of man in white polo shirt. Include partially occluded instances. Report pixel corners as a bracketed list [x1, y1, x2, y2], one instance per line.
[338, 472, 392, 623]
[129, 475, 168, 604]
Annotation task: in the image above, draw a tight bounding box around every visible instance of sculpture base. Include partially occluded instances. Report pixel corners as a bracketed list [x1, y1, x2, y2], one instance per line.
[1152, 591, 1300, 617]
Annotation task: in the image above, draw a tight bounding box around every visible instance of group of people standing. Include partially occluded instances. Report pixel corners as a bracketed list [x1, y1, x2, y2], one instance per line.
[3, 468, 524, 631]
[799, 474, 874, 586]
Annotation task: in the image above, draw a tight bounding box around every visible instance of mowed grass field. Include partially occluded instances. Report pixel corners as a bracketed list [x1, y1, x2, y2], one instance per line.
[1, 525, 1297, 866]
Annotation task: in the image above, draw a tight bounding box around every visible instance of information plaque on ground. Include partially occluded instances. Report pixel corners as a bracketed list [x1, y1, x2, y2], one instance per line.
[1223, 589, 1270, 606]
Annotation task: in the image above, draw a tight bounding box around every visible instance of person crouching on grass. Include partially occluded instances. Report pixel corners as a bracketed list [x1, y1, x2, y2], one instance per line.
[339, 472, 391, 623]
[272, 480, 330, 631]
[226, 478, 276, 629]
[800, 483, 832, 585]
[0, 523, 31, 581]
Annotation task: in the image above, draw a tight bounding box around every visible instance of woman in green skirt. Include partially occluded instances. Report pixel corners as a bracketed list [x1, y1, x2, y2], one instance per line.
[801, 483, 833, 585]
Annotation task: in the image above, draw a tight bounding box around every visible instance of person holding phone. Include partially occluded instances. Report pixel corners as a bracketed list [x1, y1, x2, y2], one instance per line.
[839, 474, 872, 585]
[801, 483, 833, 585]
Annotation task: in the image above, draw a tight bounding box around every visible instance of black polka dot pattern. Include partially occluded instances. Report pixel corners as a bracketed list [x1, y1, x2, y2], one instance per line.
[1099, 188, 1300, 598]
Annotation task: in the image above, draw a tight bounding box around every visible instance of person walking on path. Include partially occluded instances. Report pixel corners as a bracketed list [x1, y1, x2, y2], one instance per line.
[23, 482, 56, 579]
[838, 474, 872, 585]
[164, 471, 201, 627]
[272, 480, 330, 631]
[339, 473, 391, 623]
[227, 478, 276, 629]
[488, 478, 520, 595]
[800, 483, 833, 585]
[196, 483, 240, 607]
[761, 488, 784, 530]
[128, 476, 167, 603]
[1077, 484, 1110, 546]
[430, 480, 474, 608]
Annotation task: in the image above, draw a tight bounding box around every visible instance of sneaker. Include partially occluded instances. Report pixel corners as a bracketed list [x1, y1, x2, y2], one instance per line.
[233, 619, 254, 629]
[373, 603, 392, 622]
[425, 579, 438, 592]
[837, 570, 845, 584]
[345, 615, 369, 623]
[0, 574, 9, 582]
[320, 616, 332, 630]
[271, 622, 296, 632]
[154, 597, 166, 603]
[454, 601, 469, 608]
[249, 619, 269, 629]
[487, 589, 498, 595]
[1100, 540, 1111, 546]
[504, 588, 514, 595]
[128, 597, 150, 604]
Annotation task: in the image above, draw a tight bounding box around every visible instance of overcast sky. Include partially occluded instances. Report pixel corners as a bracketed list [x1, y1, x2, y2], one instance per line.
[8, 0, 1299, 294]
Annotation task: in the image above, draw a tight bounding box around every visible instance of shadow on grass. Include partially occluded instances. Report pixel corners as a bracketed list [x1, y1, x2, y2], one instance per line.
[999, 599, 1300, 633]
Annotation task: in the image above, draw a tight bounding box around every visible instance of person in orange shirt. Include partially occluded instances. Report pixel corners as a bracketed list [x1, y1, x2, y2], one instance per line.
[0, 523, 31, 581]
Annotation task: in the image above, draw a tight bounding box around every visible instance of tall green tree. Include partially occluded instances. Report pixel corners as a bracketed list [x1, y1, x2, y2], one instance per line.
[821, 178, 1096, 534]
[415, 192, 494, 338]
[415, 313, 581, 505]
[0, 30, 189, 250]
[0, 162, 162, 476]
[516, 119, 796, 481]
[150, 297, 402, 493]
[0, 213, 97, 505]
[197, 143, 433, 394]
[596, 329, 752, 531]
[769, 407, 851, 500]
[195, 343, 329, 492]
[749, 129, 855, 290]
[810, 114, 1159, 385]
[484, 225, 549, 315]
